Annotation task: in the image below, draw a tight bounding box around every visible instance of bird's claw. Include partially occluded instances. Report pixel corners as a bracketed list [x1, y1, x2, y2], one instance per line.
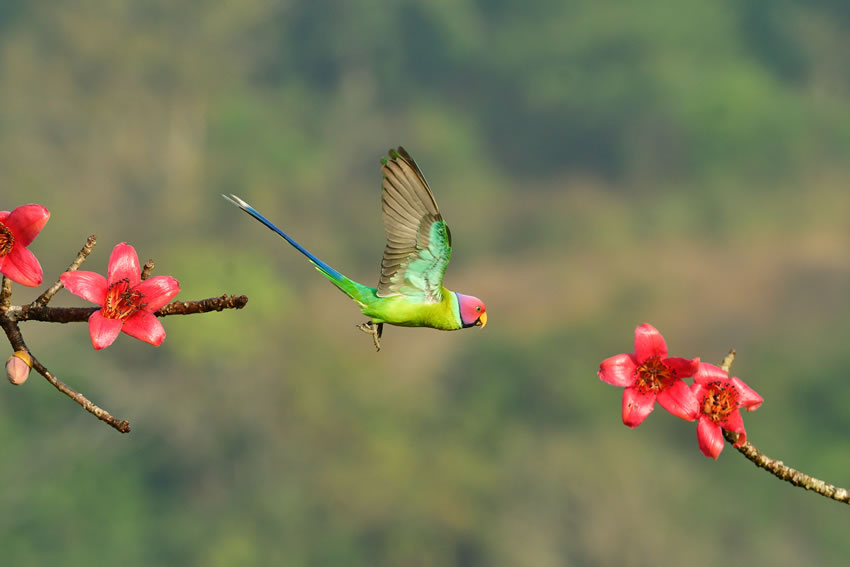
[357, 321, 383, 351]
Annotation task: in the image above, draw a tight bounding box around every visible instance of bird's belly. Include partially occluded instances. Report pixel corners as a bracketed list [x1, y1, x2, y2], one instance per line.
[361, 296, 459, 331]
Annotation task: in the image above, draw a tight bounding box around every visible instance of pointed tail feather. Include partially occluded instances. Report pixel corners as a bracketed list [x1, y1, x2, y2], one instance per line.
[223, 194, 344, 282]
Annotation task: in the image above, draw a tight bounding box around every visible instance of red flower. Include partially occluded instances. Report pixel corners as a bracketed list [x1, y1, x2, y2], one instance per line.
[691, 363, 763, 459]
[598, 323, 700, 427]
[60, 243, 180, 350]
[0, 204, 50, 287]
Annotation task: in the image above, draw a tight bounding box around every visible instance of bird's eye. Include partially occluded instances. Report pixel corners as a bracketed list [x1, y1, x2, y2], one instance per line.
[476, 306, 481, 312]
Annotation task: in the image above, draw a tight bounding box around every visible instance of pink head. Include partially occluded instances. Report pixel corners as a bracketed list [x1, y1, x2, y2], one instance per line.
[456, 293, 487, 329]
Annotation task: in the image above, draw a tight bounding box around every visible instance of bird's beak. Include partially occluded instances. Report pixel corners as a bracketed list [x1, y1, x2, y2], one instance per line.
[476, 312, 487, 328]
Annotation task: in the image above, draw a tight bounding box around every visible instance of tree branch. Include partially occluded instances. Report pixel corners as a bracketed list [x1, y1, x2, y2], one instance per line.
[2, 236, 248, 434]
[1, 313, 130, 432]
[155, 295, 249, 316]
[11, 295, 249, 323]
[721, 350, 850, 505]
[32, 234, 97, 307]
[0, 276, 12, 312]
[724, 430, 850, 504]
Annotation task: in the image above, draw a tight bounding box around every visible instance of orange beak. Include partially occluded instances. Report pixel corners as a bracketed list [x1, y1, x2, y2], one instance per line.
[476, 312, 487, 328]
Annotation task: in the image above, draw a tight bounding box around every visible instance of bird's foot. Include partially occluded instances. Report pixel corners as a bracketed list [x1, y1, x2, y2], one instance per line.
[357, 321, 383, 352]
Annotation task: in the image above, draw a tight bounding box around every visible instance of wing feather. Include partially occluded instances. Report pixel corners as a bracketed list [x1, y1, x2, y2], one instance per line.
[376, 147, 452, 302]
[383, 192, 421, 225]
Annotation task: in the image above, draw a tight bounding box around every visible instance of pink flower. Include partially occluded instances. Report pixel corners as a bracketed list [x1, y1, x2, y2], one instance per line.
[691, 363, 763, 459]
[598, 323, 700, 427]
[60, 243, 180, 350]
[0, 204, 50, 287]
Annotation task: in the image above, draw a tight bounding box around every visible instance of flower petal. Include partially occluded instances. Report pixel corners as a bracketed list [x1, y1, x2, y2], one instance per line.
[694, 362, 728, 384]
[88, 310, 124, 350]
[719, 409, 748, 447]
[622, 386, 656, 428]
[657, 379, 699, 421]
[60, 271, 107, 305]
[598, 353, 637, 387]
[121, 311, 166, 346]
[690, 382, 706, 401]
[0, 244, 43, 286]
[4, 204, 50, 246]
[107, 243, 140, 286]
[731, 377, 763, 411]
[134, 276, 180, 312]
[665, 356, 700, 379]
[697, 416, 725, 459]
[633, 323, 667, 362]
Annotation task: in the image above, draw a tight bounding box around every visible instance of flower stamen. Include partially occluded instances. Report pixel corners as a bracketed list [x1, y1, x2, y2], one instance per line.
[0, 222, 13, 257]
[701, 381, 739, 424]
[103, 278, 146, 320]
[634, 355, 676, 394]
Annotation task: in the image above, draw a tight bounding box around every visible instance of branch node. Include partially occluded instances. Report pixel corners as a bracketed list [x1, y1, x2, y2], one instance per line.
[140, 259, 155, 281]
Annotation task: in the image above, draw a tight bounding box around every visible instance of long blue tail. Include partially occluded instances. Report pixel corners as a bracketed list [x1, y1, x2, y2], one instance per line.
[223, 194, 344, 281]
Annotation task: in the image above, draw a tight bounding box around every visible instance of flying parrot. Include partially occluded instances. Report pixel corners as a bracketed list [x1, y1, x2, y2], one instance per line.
[224, 147, 487, 351]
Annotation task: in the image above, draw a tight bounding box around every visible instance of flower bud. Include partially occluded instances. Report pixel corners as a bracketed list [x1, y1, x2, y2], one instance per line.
[6, 351, 32, 385]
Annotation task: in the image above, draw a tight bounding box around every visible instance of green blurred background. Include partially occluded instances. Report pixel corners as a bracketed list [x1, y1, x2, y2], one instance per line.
[2, 1, 849, 565]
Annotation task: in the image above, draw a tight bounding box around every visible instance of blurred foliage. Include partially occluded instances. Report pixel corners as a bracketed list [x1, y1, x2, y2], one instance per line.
[2, 1, 850, 566]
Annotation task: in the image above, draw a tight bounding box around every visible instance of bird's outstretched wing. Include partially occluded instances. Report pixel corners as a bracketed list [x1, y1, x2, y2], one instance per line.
[376, 147, 452, 303]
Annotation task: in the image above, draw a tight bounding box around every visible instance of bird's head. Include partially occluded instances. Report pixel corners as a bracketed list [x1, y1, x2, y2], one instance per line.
[456, 293, 487, 329]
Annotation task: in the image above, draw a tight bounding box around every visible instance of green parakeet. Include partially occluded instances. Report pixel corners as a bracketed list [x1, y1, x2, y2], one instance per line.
[225, 147, 487, 350]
